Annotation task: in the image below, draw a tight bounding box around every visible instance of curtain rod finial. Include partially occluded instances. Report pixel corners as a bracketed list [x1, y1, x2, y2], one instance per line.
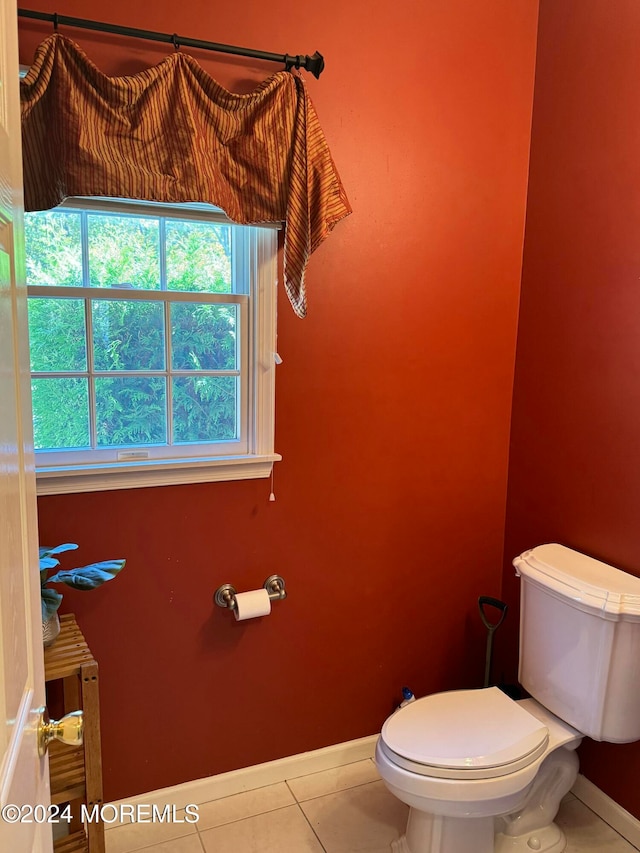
[284, 51, 324, 79]
[307, 52, 324, 79]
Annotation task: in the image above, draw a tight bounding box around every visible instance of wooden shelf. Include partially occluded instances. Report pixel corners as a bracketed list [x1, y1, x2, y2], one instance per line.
[45, 614, 105, 853]
[54, 830, 89, 853]
[44, 614, 94, 682]
[49, 741, 85, 804]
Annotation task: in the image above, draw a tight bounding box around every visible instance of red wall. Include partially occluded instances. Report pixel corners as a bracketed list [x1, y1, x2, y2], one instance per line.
[20, 0, 539, 801]
[504, 0, 640, 819]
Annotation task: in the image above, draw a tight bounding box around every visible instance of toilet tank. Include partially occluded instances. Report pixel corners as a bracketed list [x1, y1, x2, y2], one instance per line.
[515, 544, 640, 743]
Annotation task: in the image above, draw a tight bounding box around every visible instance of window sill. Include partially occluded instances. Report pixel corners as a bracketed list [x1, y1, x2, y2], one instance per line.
[35, 453, 282, 496]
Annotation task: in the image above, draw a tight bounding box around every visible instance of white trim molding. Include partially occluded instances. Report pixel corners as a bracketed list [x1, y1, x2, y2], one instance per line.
[572, 773, 640, 849]
[36, 453, 282, 495]
[109, 735, 378, 821]
[106, 739, 640, 848]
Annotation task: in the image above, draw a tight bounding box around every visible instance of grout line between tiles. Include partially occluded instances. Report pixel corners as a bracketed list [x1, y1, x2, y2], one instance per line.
[105, 831, 204, 853]
[193, 802, 328, 853]
[578, 802, 640, 851]
[295, 800, 328, 853]
[190, 834, 206, 853]
[186, 779, 292, 811]
[286, 776, 383, 804]
[194, 802, 297, 835]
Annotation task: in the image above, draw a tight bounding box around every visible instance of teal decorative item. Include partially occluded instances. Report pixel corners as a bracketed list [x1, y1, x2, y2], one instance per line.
[39, 543, 125, 646]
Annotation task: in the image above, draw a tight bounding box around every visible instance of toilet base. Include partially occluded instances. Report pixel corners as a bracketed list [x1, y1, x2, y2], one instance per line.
[494, 822, 565, 852]
[392, 817, 566, 853]
[378, 724, 580, 853]
[493, 744, 578, 853]
[392, 810, 495, 853]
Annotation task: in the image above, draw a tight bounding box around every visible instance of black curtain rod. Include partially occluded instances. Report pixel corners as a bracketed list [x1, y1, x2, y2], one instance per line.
[17, 9, 325, 78]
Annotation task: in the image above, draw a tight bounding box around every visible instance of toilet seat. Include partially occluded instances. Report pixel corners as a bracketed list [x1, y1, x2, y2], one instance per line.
[380, 687, 549, 780]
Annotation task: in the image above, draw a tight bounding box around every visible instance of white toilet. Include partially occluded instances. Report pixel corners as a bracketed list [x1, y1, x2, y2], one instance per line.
[375, 543, 640, 853]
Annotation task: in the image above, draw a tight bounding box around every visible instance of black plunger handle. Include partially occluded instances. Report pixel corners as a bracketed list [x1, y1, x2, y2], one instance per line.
[478, 596, 508, 631]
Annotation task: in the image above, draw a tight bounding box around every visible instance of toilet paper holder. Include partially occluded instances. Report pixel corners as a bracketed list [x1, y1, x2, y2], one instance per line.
[214, 575, 287, 611]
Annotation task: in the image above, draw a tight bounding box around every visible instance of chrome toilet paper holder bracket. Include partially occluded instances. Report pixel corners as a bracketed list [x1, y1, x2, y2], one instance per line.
[214, 575, 287, 611]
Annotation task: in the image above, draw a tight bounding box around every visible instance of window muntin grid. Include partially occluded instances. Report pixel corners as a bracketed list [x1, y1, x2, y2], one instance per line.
[24, 199, 273, 469]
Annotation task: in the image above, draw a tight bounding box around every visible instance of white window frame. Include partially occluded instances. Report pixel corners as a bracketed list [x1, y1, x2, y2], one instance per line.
[27, 198, 281, 496]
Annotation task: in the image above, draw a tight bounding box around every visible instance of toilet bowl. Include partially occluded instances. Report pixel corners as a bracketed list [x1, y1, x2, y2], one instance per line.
[376, 688, 581, 853]
[375, 544, 640, 853]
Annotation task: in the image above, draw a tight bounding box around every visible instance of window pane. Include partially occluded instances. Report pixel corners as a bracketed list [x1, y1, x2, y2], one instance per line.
[32, 378, 89, 449]
[172, 376, 237, 443]
[166, 220, 232, 293]
[88, 214, 160, 290]
[95, 376, 166, 446]
[24, 210, 82, 286]
[28, 297, 87, 372]
[171, 303, 237, 370]
[92, 300, 165, 371]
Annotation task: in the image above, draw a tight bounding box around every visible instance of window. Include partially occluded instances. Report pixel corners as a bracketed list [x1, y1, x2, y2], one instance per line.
[25, 198, 280, 495]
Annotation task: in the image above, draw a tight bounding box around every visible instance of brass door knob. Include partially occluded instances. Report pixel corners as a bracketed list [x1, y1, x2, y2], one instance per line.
[37, 709, 84, 757]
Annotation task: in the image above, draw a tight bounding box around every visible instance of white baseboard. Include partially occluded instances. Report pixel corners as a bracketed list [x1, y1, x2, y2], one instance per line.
[109, 734, 378, 821]
[108, 737, 640, 848]
[572, 773, 640, 850]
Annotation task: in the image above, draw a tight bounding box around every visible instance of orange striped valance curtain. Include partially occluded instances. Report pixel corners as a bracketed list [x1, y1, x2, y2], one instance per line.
[19, 34, 352, 317]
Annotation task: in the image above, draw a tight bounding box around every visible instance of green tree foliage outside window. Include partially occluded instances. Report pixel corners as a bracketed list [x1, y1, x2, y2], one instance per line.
[25, 207, 240, 453]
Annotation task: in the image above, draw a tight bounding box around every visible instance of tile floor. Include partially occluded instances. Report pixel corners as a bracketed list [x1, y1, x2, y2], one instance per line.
[104, 759, 639, 853]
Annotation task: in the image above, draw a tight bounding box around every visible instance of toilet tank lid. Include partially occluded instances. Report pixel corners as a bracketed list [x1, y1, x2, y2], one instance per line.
[514, 544, 640, 619]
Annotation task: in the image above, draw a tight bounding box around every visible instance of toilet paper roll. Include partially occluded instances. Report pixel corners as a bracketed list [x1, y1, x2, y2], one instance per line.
[234, 588, 272, 621]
